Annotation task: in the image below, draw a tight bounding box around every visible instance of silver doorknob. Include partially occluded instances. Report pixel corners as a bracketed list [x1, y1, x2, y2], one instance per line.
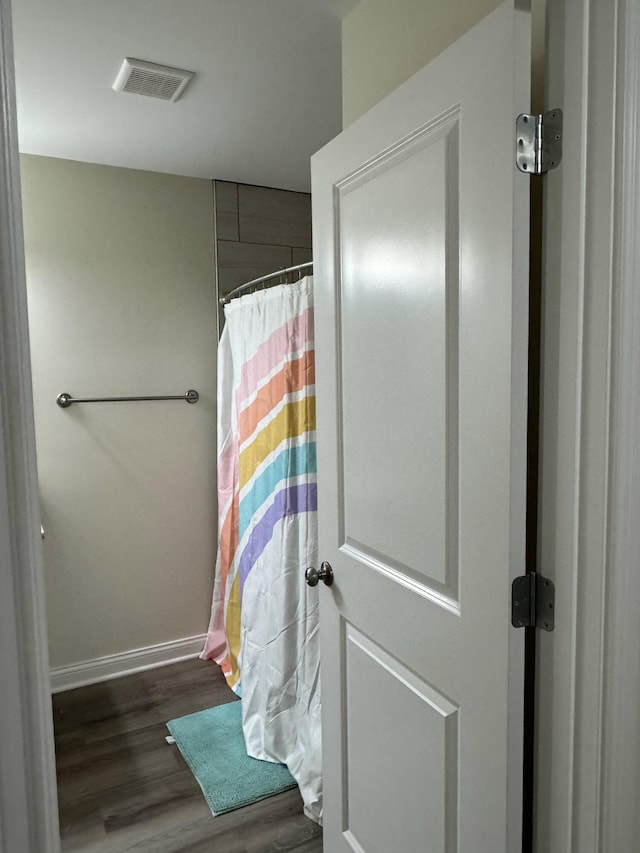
[305, 561, 334, 587]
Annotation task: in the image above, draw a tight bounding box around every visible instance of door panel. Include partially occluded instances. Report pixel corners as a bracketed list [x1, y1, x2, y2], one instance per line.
[338, 109, 459, 600]
[344, 625, 458, 853]
[311, 3, 530, 851]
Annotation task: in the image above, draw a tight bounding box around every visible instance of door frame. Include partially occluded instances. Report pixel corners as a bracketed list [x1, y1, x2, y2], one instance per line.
[0, 1, 60, 851]
[535, 0, 640, 850]
[2, 0, 640, 851]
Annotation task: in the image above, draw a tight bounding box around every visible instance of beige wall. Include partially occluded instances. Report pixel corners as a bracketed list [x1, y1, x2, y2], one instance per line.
[342, 0, 546, 126]
[20, 155, 217, 668]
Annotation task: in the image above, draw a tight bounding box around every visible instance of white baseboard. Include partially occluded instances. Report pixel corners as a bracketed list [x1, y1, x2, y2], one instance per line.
[50, 634, 207, 693]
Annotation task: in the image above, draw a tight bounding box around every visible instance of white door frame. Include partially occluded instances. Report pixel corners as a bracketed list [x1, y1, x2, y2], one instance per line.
[535, 0, 640, 850]
[0, 0, 60, 850]
[1, 0, 640, 850]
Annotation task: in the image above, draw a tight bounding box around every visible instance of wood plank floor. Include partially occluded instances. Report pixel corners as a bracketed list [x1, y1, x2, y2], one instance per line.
[52, 657, 323, 852]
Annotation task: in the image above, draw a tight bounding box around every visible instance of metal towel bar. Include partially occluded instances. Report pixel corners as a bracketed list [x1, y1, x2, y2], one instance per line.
[56, 390, 199, 408]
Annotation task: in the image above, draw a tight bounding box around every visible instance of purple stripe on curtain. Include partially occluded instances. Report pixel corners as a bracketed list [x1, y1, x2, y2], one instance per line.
[239, 482, 318, 592]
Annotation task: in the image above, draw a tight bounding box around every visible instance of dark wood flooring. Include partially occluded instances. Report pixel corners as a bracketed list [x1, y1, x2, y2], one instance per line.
[52, 657, 323, 852]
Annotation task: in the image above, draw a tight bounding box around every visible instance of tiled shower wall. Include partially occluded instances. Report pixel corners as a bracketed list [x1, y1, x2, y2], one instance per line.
[214, 180, 312, 327]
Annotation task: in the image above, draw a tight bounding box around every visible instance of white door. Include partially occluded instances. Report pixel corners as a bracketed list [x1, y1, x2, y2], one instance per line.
[311, 3, 530, 851]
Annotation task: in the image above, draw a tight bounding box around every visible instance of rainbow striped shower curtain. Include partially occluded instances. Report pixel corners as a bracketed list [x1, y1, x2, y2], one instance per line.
[201, 277, 322, 823]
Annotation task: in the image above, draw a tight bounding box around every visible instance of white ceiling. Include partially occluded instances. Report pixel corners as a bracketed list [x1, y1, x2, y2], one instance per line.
[12, 0, 351, 192]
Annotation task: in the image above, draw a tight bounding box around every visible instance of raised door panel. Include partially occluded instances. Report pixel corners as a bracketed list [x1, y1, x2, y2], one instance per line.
[338, 111, 459, 602]
[343, 625, 458, 853]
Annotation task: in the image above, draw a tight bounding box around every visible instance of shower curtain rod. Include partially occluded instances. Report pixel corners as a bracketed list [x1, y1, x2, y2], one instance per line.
[219, 261, 313, 305]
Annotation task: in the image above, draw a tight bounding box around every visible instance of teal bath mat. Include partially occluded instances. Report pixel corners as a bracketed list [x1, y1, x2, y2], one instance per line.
[167, 701, 296, 816]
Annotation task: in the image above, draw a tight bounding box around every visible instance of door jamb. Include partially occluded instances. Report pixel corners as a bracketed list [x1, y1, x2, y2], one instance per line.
[536, 0, 640, 849]
[0, 0, 60, 850]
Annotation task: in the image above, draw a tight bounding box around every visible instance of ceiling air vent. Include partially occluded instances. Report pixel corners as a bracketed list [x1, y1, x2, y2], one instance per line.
[113, 58, 194, 102]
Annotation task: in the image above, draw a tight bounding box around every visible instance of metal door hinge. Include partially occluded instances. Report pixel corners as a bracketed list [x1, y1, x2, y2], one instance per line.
[516, 109, 563, 175]
[511, 572, 555, 631]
